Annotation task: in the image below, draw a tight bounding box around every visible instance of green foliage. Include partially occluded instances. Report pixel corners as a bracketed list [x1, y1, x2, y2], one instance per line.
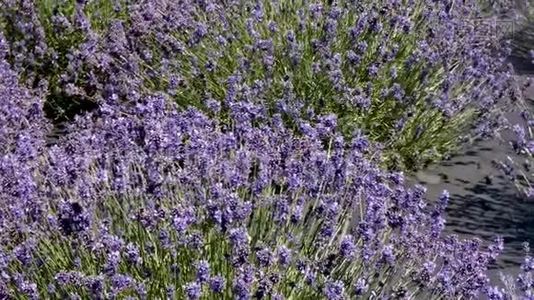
[138, 0, 489, 171]
[3, 189, 404, 299]
[0, 0, 510, 172]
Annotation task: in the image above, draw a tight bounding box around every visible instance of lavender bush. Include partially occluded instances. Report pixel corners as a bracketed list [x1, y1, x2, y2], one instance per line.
[0, 0, 128, 121]
[2, 1, 534, 299]
[0, 0, 515, 170]
[0, 49, 531, 299]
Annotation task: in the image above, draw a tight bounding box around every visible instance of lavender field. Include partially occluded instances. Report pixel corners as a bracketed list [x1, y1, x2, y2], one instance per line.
[0, 0, 534, 299]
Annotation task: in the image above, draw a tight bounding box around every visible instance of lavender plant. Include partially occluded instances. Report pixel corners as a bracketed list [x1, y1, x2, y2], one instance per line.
[111, 0, 516, 170]
[0, 0, 515, 170]
[1, 2, 532, 299]
[0, 0, 127, 122]
[0, 54, 525, 299]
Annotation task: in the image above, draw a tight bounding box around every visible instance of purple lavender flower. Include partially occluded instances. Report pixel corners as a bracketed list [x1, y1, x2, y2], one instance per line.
[103, 251, 121, 275]
[195, 260, 210, 283]
[486, 286, 505, 300]
[356, 41, 368, 53]
[209, 275, 225, 293]
[84, 275, 105, 297]
[276, 246, 291, 267]
[111, 274, 134, 294]
[256, 247, 274, 268]
[233, 277, 251, 300]
[324, 280, 345, 300]
[229, 228, 249, 247]
[184, 282, 202, 300]
[268, 21, 277, 33]
[125, 243, 142, 265]
[354, 278, 368, 295]
[339, 236, 356, 259]
[57, 202, 90, 236]
[346, 50, 361, 66]
[381, 245, 395, 265]
[368, 64, 379, 77]
[390, 83, 405, 101]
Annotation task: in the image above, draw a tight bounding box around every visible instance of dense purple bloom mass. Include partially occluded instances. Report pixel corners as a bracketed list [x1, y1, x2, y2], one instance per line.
[0, 0, 529, 299]
[0, 49, 527, 298]
[0, 0, 515, 170]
